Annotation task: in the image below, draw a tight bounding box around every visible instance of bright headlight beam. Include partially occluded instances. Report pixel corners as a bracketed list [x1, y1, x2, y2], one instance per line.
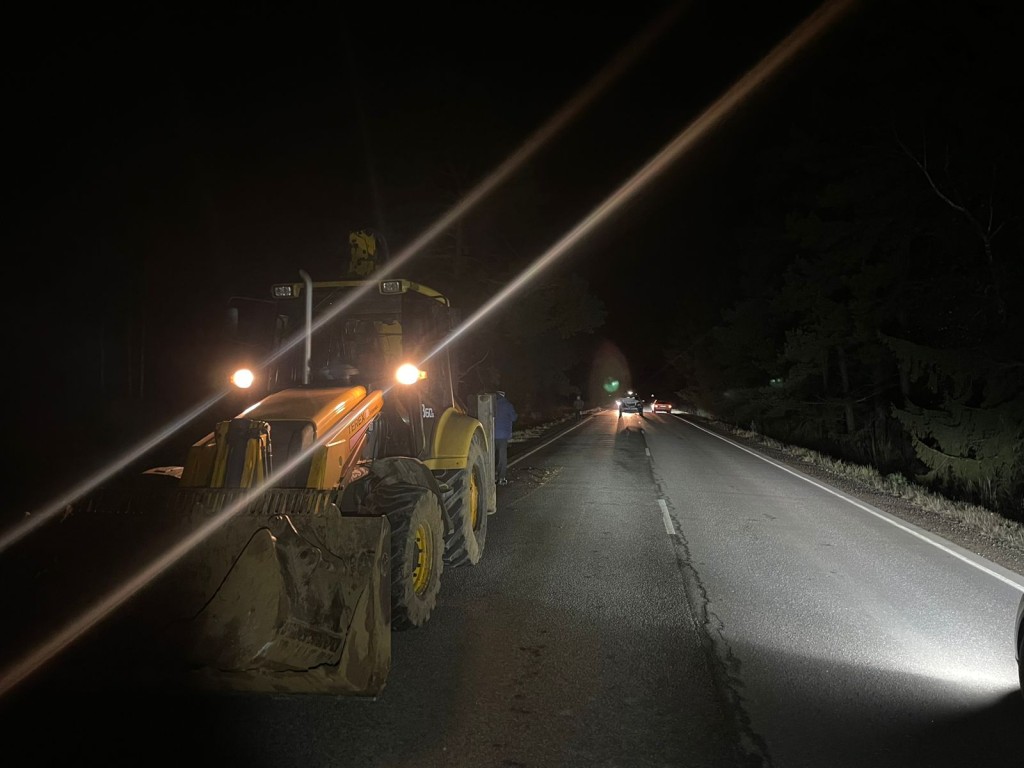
[0, 0, 856, 697]
[0, 2, 683, 555]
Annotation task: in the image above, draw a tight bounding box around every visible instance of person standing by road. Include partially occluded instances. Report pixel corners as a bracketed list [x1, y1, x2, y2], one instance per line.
[494, 390, 517, 486]
[573, 394, 584, 421]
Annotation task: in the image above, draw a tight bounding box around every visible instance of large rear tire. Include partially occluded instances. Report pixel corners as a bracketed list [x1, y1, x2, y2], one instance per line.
[438, 432, 489, 567]
[374, 482, 444, 630]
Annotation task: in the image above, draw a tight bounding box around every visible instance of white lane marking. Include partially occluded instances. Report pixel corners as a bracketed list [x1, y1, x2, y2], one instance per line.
[681, 418, 1024, 592]
[508, 415, 591, 467]
[658, 498, 676, 535]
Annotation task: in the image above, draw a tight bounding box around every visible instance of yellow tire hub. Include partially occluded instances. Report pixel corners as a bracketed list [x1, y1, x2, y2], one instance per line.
[469, 469, 480, 530]
[412, 523, 434, 595]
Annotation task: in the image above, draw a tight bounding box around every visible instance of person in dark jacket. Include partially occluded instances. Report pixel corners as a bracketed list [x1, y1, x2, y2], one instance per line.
[494, 390, 517, 485]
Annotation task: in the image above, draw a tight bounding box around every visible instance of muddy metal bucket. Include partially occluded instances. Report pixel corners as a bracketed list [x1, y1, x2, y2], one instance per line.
[7, 485, 392, 697]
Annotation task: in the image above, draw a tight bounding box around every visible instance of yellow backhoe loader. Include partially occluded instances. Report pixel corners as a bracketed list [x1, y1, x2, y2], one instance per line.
[43, 264, 496, 697]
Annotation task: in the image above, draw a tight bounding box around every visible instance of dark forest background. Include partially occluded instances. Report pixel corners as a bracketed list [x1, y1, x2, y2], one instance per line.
[663, 2, 1023, 520]
[9, 1, 1021, 521]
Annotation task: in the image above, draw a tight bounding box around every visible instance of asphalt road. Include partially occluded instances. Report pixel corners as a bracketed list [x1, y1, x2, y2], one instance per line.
[4, 409, 1022, 767]
[638, 411, 1023, 767]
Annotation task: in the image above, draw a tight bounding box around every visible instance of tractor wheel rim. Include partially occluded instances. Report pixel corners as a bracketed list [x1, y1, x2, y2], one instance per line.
[412, 523, 432, 594]
[469, 469, 480, 530]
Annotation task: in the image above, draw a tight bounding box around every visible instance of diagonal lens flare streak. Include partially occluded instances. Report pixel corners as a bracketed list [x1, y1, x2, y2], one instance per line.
[0, 391, 229, 553]
[373, 1, 690, 284]
[431, 0, 858, 358]
[0, 2, 685, 555]
[0, 412, 362, 698]
[0, 0, 856, 697]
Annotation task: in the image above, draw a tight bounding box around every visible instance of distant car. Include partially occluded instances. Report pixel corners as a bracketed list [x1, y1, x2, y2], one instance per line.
[617, 391, 643, 416]
[651, 400, 672, 414]
[1016, 592, 1024, 697]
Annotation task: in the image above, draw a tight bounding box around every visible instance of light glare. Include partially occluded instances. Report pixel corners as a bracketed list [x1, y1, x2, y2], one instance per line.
[395, 363, 421, 385]
[231, 368, 255, 389]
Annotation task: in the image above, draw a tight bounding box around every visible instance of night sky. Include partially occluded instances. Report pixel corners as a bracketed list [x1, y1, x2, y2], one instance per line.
[9, 0, 1019, 401]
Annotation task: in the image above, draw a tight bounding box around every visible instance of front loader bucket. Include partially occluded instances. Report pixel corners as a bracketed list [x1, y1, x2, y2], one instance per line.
[17, 485, 392, 697]
[175, 496, 390, 694]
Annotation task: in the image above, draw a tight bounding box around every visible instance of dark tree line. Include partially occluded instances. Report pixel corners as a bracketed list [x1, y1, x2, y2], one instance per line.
[15, 0, 1020, 523]
[664, 1, 1023, 520]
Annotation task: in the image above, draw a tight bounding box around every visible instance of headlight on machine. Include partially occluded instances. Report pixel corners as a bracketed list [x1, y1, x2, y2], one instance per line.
[395, 363, 425, 385]
[230, 368, 255, 389]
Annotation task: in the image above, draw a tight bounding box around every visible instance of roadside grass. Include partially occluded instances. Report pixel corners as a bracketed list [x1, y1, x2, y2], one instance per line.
[724, 424, 1024, 549]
